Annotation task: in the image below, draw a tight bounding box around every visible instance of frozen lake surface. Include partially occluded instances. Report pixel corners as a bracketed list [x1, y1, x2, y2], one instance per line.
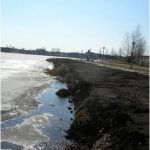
[1, 52, 53, 79]
[1, 53, 73, 149]
[1, 53, 52, 112]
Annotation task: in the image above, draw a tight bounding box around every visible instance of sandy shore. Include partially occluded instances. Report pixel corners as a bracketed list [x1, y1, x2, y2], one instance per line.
[46, 58, 149, 150]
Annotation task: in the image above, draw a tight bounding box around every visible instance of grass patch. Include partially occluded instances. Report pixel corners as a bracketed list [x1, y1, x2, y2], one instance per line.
[101, 61, 149, 72]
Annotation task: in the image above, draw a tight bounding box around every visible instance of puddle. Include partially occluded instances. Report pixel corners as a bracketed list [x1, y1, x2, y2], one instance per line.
[1, 80, 74, 149]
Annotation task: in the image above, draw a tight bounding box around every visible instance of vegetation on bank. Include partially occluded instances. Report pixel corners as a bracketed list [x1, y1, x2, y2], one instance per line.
[102, 60, 149, 72]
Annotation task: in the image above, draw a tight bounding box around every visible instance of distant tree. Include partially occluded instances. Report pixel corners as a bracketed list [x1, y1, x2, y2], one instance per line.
[99, 48, 102, 60]
[51, 48, 56, 52]
[51, 48, 61, 56]
[56, 48, 61, 55]
[122, 32, 131, 57]
[51, 48, 60, 52]
[105, 49, 108, 61]
[135, 37, 146, 65]
[42, 47, 46, 50]
[118, 48, 122, 59]
[56, 48, 60, 52]
[113, 49, 117, 60]
[111, 48, 114, 61]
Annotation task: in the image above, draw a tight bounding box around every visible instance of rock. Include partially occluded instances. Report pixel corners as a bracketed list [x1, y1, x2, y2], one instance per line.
[68, 107, 72, 110]
[68, 96, 73, 103]
[56, 88, 70, 97]
[75, 89, 81, 95]
[68, 99, 72, 103]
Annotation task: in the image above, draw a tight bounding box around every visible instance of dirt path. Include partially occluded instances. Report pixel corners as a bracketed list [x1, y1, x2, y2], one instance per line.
[78, 59, 149, 76]
[46, 58, 149, 150]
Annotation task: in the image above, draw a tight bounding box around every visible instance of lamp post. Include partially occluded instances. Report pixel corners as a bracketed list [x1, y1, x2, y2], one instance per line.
[130, 42, 136, 69]
[81, 50, 83, 59]
[102, 47, 105, 64]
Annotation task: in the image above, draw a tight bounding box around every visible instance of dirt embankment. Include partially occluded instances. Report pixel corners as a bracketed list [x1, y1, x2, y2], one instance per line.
[46, 58, 149, 150]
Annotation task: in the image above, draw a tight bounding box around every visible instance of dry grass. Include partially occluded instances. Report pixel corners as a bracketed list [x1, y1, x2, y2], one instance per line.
[103, 61, 149, 72]
[45, 63, 69, 76]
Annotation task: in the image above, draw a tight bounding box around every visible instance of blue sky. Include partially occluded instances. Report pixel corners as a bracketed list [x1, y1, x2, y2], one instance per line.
[1, 0, 149, 53]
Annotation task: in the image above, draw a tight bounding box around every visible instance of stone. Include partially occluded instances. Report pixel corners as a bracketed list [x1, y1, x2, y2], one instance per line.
[56, 88, 70, 97]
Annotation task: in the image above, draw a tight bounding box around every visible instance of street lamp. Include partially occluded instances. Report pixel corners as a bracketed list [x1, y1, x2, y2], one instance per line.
[102, 47, 105, 64]
[81, 50, 83, 59]
[130, 42, 136, 69]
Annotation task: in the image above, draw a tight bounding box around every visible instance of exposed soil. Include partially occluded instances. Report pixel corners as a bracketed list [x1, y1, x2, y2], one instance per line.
[46, 58, 149, 150]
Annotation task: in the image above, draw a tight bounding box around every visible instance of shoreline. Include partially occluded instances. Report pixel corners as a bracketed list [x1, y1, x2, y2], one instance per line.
[1, 79, 74, 149]
[46, 58, 149, 150]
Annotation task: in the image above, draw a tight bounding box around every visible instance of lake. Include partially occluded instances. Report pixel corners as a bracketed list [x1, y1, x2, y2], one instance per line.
[1, 53, 73, 149]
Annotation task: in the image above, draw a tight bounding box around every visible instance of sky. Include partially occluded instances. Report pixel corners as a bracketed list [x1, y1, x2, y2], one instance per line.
[1, 0, 149, 53]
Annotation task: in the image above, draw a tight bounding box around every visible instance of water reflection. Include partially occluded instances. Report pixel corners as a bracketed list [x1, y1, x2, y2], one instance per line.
[1, 80, 74, 149]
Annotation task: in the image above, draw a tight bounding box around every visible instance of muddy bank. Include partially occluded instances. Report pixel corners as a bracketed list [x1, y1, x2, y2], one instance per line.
[46, 58, 149, 150]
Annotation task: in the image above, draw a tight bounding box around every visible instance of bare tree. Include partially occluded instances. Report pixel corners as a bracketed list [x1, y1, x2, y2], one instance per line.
[111, 48, 114, 61]
[42, 47, 46, 50]
[118, 48, 122, 59]
[145, 45, 149, 56]
[99, 48, 102, 61]
[105, 49, 108, 61]
[122, 25, 147, 66]
[113, 49, 117, 60]
[135, 37, 146, 62]
[56, 48, 60, 52]
[51, 48, 56, 52]
[102, 47, 105, 64]
[122, 32, 131, 57]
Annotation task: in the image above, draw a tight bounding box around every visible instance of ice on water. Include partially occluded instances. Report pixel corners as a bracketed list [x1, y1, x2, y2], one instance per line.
[1, 53, 53, 79]
[1, 53, 53, 111]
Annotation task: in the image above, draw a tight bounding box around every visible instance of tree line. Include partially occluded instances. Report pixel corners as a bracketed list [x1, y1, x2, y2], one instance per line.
[99, 25, 149, 67]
